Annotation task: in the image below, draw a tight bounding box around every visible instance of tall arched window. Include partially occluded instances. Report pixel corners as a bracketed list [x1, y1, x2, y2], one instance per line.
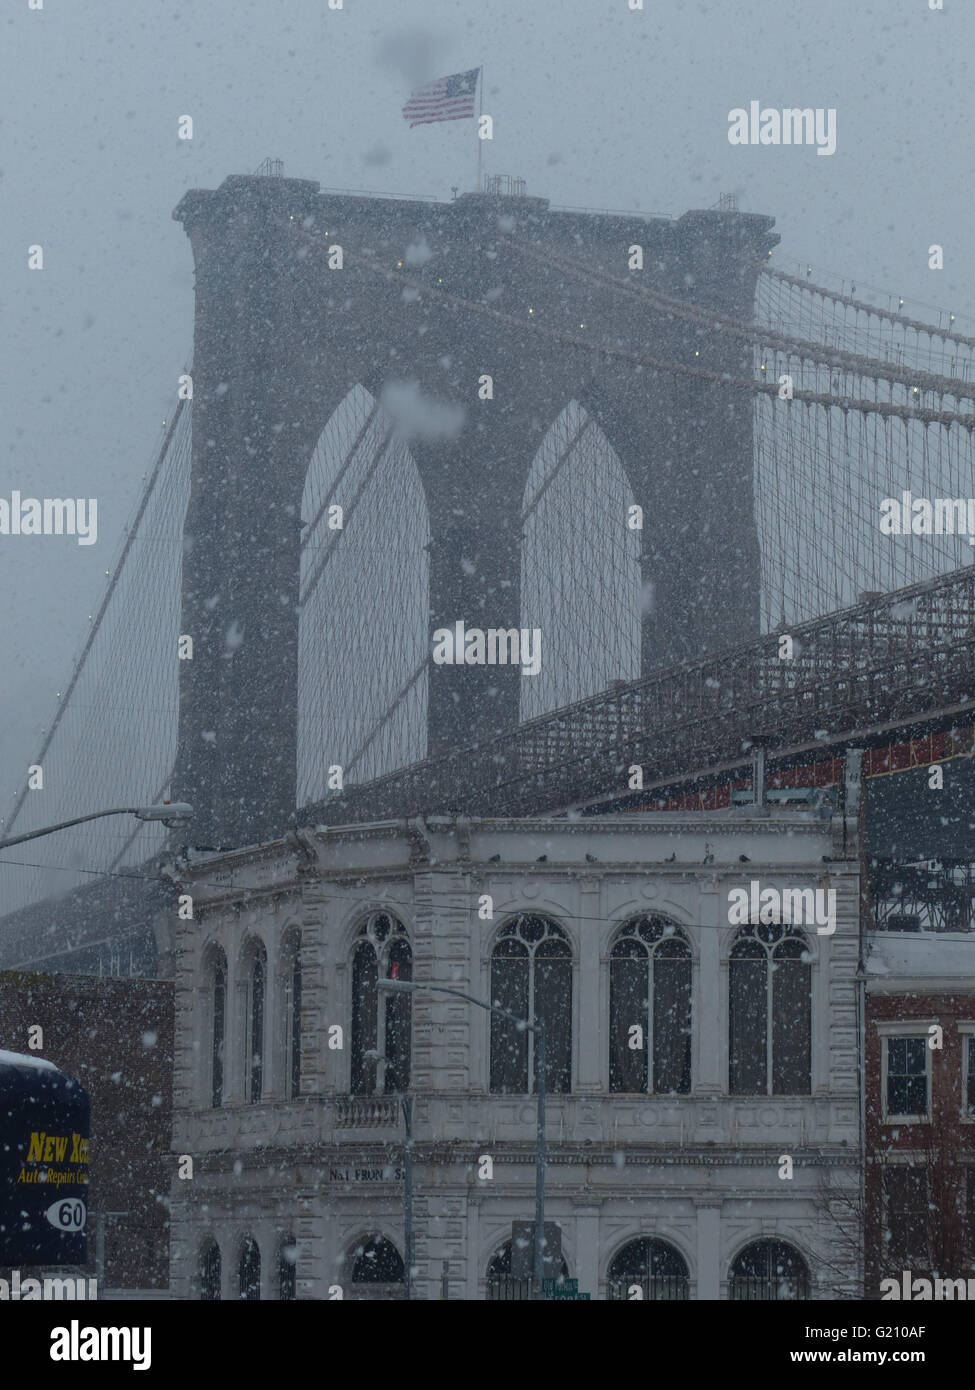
[238, 1236, 261, 1300]
[729, 924, 811, 1095]
[350, 913, 412, 1095]
[610, 917, 691, 1094]
[245, 942, 267, 1104]
[279, 1236, 297, 1301]
[607, 1238, 689, 1300]
[200, 1238, 221, 1301]
[490, 916, 572, 1095]
[729, 1240, 810, 1300]
[283, 932, 302, 1100]
[350, 1235, 404, 1284]
[208, 948, 227, 1109]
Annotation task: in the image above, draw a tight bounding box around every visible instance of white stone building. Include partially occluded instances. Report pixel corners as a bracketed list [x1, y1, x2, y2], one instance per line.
[167, 808, 860, 1300]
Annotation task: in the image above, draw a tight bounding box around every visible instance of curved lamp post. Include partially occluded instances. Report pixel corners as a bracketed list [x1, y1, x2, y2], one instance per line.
[0, 802, 193, 850]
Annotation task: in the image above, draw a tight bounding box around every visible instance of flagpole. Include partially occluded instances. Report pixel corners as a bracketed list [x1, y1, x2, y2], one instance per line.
[476, 65, 484, 192]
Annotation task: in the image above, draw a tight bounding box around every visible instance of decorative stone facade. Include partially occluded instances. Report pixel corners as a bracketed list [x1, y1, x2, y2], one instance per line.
[168, 809, 859, 1299]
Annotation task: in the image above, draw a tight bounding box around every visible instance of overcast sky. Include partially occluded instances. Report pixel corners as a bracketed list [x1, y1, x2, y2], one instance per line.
[2, 0, 972, 804]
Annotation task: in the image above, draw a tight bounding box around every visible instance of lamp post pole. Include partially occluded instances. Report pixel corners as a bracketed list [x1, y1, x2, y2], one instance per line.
[363, 1047, 414, 1302]
[533, 1020, 546, 1296]
[0, 803, 193, 850]
[378, 979, 548, 1299]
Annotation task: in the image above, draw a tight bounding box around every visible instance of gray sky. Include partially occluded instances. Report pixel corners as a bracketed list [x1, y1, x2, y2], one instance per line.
[2, 0, 973, 797]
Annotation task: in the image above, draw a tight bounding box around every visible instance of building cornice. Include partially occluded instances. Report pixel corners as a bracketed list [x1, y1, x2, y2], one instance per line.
[184, 1143, 858, 1172]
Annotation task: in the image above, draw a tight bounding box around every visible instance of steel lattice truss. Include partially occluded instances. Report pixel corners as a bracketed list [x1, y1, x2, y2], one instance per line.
[304, 564, 975, 826]
[871, 859, 975, 934]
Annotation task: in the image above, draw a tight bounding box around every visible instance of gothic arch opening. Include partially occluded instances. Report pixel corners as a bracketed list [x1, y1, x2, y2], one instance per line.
[520, 399, 641, 719]
[297, 384, 430, 800]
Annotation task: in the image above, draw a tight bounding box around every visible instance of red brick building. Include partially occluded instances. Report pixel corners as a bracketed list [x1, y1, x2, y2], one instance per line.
[0, 971, 173, 1295]
[863, 934, 975, 1295]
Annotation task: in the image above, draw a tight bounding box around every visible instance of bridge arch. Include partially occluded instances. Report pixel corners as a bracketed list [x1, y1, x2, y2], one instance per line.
[520, 399, 641, 719]
[297, 384, 430, 800]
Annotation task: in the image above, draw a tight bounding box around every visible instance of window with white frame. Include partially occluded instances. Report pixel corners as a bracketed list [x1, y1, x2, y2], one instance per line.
[883, 1034, 929, 1120]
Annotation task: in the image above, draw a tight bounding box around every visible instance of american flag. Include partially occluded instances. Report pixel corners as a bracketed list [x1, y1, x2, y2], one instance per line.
[402, 68, 480, 128]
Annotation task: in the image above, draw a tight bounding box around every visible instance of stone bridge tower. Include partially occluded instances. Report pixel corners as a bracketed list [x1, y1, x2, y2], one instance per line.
[171, 174, 777, 848]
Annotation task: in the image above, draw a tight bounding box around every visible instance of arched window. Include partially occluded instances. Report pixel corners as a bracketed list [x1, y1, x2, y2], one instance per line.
[610, 917, 691, 1094]
[350, 1236, 404, 1284]
[729, 924, 811, 1095]
[279, 1236, 297, 1301]
[208, 949, 227, 1109]
[486, 1240, 569, 1301]
[350, 913, 412, 1095]
[607, 1238, 689, 1300]
[729, 1240, 810, 1300]
[200, 1238, 221, 1301]
[238, 1236, 261, 1300]
[283, 933, 302, 1100]
[490, 916, 572, 1094]
[245, 942, 267, 1104]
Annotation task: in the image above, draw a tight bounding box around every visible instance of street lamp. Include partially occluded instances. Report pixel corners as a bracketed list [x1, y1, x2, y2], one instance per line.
[378, 978, 548, 1297]
[0, 802, 193, 850]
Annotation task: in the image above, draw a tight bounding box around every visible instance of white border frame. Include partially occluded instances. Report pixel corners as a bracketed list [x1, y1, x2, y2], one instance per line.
[876, 1020, 935, 1124]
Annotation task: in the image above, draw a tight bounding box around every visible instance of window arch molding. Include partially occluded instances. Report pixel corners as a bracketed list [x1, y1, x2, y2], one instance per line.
[727, 1236, 812, 1300]
[607, 914, 693, 1095]
[604, 1229, 694, 1281]
[603, 903, 698, 959]
[344, 1233, 405, 1286]
[605, 1234, 692, 1300]
[337, 899, 416, 953]
[484, 903, 577, 955]
[485, 909, 577, 959]
[234, 929, 271, 975]
[719, 914, 820, 963]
